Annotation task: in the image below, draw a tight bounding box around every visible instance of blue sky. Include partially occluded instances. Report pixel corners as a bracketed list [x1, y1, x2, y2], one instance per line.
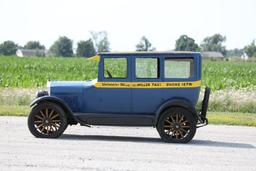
[0, 0, 255, 51]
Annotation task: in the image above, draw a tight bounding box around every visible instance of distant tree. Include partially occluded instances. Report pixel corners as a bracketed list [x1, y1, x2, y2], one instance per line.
[200, 34, 227, 56]
[24, 41, 45, 50]
[136, 36, 156, 51]
[49, 36, 73, 57]
[226, 48, 243, 57]
[90, 31, 110, 52]
[175, 35, 199, 51]
[244, 40, 256, 57]
[76, 39, 96, 57]
[0, 41, 18, 56]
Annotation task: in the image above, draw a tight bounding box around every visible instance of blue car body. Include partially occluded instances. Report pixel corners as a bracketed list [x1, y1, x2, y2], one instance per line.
[31, 52, 205, 126]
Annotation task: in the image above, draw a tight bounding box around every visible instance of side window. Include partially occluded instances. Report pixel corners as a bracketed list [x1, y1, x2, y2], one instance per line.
[136, 58, 159, 78]
[104, 58, 127, 78]
[165, 58, 194, 78]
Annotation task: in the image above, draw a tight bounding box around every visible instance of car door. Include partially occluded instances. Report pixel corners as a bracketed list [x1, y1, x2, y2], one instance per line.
[131, 56, 163, 114]
[91, 56, 132, 113]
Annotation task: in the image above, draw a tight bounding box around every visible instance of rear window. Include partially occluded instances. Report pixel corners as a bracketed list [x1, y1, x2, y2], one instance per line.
[165, 58, 194, 78]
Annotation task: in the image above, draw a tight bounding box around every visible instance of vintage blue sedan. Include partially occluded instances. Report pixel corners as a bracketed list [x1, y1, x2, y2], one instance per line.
[28, 52, 210, 143]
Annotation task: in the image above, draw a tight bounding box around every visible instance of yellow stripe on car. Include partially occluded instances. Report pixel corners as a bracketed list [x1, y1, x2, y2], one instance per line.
[94, 80, 201, 88]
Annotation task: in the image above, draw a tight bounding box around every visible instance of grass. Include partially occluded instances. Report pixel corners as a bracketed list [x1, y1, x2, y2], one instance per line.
[197, 88, 256, 113]
[0, 105, 255, 126]
[0, 105, 30, 116]
[208, 112, 256, 126]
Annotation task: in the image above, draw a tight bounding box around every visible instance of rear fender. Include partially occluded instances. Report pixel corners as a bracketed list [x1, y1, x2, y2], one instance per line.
[154, 99, 197, 127]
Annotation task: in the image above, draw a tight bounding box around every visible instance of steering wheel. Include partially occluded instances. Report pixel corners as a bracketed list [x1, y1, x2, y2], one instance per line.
[106, 70, 113, 78]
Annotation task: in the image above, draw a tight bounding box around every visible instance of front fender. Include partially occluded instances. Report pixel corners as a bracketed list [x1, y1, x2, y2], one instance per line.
[30, 96, 74, 116]
[154, 98, 197, 126]
[30, 95, 77, 124]
[31, 96, 65, 107]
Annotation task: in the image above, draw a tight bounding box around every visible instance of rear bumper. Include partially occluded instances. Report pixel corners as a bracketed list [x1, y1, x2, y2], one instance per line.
[197, 87, 211, 128]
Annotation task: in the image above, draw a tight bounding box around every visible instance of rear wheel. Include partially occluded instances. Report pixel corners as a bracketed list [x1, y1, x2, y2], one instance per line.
[28, 102, 68, 138]
[157, 107, 196, 143]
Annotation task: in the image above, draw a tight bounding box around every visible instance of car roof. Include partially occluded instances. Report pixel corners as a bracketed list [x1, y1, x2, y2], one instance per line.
[88, 51, 201, 62]
[99, 51, 200, 56]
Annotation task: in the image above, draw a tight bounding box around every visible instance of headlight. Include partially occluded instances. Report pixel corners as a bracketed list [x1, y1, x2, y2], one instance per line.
[36, 90, 49, 98]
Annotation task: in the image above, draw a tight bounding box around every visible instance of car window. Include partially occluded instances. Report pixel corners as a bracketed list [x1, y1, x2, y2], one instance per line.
[165, 58, 194, 78]
[104, 58, 127, 78]
[136, 58, 159, 78]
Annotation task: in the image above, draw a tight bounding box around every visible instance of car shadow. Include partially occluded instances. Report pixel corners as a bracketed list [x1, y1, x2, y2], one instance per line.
[60, 134, 255, 149]
[191, 139, 255, 149]
[61, 134, 162, 144]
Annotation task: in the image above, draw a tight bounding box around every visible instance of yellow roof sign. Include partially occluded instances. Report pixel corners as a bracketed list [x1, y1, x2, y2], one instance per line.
[88, 55, 100, 62]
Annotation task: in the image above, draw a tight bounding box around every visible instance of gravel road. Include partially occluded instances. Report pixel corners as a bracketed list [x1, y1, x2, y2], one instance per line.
[0, 116, 255, 171]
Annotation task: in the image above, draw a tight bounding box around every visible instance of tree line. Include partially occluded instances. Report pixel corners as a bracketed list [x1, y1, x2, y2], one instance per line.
[0, 32, 255, 57]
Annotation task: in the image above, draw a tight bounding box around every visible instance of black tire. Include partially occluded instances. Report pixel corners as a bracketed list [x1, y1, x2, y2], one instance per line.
[28, 102, 68, 138]
[157, 107, 196, 143]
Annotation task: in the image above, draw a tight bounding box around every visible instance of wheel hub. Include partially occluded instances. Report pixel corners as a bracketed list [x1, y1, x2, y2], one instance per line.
[174, 123, 180, 129]
[45, 119, 49, 124]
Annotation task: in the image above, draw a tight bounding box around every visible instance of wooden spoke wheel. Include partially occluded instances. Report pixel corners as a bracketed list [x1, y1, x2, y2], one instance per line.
[163, 113, 190, 140]
[34, 108, 61, 135]
[157, 107, 196, 143]
[28, 102, 68, 138]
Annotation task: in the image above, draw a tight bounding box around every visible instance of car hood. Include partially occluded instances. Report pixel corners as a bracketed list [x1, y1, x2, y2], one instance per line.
[48, 79, 97, 94]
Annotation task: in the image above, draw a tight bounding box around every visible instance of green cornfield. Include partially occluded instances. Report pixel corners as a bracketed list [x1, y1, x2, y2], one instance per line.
[0, 56, 98, 87]
[0, 56, 256, 90]
[203, 60, 256, 90]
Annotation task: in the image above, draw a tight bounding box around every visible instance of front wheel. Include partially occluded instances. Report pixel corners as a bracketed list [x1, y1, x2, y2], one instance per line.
[28, 102, 68, 138]
[157, 107, 196, 143]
